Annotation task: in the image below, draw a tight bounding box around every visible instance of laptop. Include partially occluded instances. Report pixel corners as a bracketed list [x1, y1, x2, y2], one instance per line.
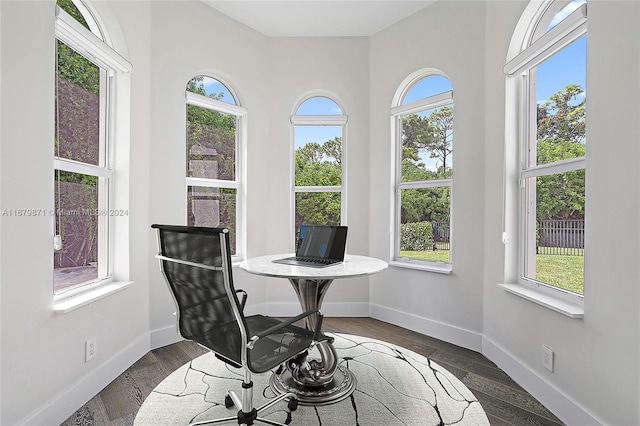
[273, 224, 348, 268]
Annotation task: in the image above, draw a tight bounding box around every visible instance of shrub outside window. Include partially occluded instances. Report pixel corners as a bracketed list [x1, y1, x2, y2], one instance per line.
[392, 73, 453, 269]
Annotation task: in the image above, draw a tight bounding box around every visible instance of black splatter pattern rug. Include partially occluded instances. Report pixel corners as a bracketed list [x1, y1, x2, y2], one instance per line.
[134, 333, 489, 425]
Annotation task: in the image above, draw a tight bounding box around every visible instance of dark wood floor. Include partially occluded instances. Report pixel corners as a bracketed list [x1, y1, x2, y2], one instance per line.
[61, 317, 563, 425]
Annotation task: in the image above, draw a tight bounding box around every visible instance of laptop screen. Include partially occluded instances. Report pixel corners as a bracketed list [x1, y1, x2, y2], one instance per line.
[297, 225, 348, 261]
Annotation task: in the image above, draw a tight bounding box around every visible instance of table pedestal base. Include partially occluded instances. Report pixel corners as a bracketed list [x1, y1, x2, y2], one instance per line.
[269, 365, 356, 406]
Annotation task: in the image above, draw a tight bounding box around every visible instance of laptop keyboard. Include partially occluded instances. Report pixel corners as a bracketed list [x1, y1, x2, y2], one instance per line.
[295, 257, 338, 265]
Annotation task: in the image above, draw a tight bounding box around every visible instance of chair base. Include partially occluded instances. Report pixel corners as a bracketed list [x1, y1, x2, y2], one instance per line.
[270, 364, 356, 406]
[188, 389, 298, 426]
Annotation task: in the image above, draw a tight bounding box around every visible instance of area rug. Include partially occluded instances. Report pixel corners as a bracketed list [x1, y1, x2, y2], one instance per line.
[135, 333, 489, 425]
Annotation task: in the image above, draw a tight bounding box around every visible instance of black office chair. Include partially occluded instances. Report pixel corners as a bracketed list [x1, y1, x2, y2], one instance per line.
[152, 225, 332, 426]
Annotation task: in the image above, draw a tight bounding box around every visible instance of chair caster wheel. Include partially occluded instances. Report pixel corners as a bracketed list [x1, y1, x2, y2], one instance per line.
[287, 398, 298, 411]
[224, 395, 234, 408]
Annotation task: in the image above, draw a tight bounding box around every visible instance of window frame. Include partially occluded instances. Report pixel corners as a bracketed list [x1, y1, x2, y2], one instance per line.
[185, 84, 247, 261]
[501, 0, 587, 314]
[53, 3, 132, 310]
[290, 95, 347, 250]
[390, 71, 454, 273]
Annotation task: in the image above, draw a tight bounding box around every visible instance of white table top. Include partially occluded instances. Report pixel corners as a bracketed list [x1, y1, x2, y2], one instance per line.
[238, 254, 388, 280]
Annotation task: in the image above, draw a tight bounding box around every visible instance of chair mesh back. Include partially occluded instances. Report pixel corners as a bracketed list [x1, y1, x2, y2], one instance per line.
[155, 226, 245, 365]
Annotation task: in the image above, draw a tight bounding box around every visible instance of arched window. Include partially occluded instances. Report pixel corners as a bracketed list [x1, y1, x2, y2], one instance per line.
[53, 0, 132, 296]
[290, 95, 347, 245]
[504, 0, 587, 299]
[185, 76, 246, 257]
[391, 72, 453, 270]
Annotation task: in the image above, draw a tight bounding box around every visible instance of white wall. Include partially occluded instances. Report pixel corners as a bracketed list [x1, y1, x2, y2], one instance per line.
[369, 0, 487, 350]
[482, 1, 640, 425]
[0, 1, 151, 425]
[1, 1, 638, 425]
[370, 1, 640, 425]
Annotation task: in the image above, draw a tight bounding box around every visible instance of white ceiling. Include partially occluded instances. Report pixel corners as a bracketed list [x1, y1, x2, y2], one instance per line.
[201, 1, 435, 37]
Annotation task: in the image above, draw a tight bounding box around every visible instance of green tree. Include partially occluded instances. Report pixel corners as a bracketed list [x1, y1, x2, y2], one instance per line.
[536, 84, 586, 220]
[295, 138, 342, 227]
[422, 106, 453, 177]
[537, 84, 585, 143]
[58, 0, 89, 28]
[399, 107, 453, 227]
[402, 107, 453, 180]
[402, 114, 430, 154]
[186, 76, 236, 180]
[56, 1, 98, 95]
[400, 187, 450, 224]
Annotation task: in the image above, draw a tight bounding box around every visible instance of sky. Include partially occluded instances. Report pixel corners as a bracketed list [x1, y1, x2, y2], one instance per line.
[536, 0, 587, 102]
[201, 77, 236, 104]
[294, 97, 343, 151]
[536, 35, 586, 104]
[549, 0, 586, 28]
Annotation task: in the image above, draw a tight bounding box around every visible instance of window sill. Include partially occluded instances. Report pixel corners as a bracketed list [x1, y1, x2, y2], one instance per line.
[389, 260, 452, 274]
[498, 283, 584, 318]
[54, 281, 134, 314]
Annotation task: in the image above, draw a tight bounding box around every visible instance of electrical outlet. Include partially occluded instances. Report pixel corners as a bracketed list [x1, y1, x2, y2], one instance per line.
[541, 344, 554, 372]
[86, 337, 97, 362]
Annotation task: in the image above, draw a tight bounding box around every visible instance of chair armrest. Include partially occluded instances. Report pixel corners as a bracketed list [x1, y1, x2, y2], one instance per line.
[250, 309, 322, 345]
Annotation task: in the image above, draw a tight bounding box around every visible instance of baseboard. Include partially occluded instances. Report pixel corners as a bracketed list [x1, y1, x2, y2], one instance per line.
[369, 303, 483, 352]
[21, 333, 149, 426]
[150, 324, 182, 350]
[482, 336, 602, 426]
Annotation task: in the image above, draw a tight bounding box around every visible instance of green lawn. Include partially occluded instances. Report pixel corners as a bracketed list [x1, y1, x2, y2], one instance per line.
[535, 254, 584, 294]
[400, 250, 584, 294]
[400, 250, 450, 263]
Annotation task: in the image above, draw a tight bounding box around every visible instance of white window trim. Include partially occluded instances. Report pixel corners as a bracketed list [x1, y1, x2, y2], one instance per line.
[54, 158, 113, 178]
[55, 7, 132, 74]
[291, 115, 347, 125]
[53, 4, 133, 312]
[389, 259, 452, 274]
[290, 96, 347, 250]
[503, 4, 587, 77]
[185, 82, 247, 261]
[54, 281, 134, 314]
[294, 185, 342, 193]
[186, 91, 247, 117]
[391, 82, 454, 272]
[521, 156, 585, 180]
[497, 282, 583, 318]
[501, 0, 587, 317]
[186, 177, 239, 190]
[391, 91, 453, 116]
